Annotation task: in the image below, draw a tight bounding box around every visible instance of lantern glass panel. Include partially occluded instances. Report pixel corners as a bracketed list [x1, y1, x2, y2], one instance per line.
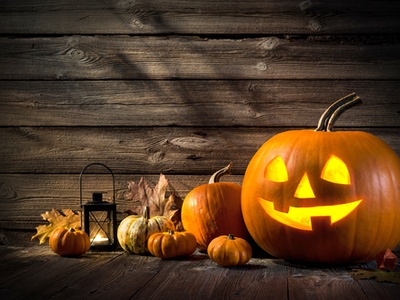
[83, 202, 117, 251]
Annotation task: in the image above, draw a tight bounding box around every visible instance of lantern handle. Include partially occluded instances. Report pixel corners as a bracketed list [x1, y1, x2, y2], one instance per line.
[79, 163, 115, 207]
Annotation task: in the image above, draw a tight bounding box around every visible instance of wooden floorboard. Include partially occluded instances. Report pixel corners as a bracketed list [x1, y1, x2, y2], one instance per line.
[1, 246, 399, 300]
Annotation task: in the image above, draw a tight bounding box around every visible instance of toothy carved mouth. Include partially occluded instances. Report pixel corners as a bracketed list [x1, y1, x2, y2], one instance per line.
[258, 198, 362, 231]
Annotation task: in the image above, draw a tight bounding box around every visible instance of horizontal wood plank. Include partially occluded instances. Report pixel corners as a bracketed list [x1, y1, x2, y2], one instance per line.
[0, 0, 399, 35]
[1, 35, 400, 80]
[0, 80, 399, 127]
[0, 127, 399, 174]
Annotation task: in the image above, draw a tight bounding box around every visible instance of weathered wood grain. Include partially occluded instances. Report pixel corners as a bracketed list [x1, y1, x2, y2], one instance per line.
[1, 35, 400, 80]
[0, 80, 399, 127]
[1, 246, 399, 300]
[0, 173, 243, 231]
[0, 0, 399, 35]
[132, 257, 289, 299]
[0, 246, 125, 299]
[288, 265, 368, 299]
[1, 127, 399, 174]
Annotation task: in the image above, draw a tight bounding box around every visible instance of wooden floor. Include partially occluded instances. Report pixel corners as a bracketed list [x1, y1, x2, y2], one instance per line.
[1, 246, 399, 300]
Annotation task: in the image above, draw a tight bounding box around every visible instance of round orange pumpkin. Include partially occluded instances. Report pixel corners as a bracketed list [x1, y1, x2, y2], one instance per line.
[181, 163, 249, 251]
[49, 227, 90, 256]
[147, 230, 197, 259]
[241, 93, 400, 264]
[207, 234, 252, 267]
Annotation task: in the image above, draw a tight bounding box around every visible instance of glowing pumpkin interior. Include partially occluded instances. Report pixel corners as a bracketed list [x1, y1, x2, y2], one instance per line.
[259, 155, 362, 231]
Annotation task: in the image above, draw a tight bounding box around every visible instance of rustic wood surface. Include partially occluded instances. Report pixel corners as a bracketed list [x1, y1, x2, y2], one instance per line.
[0, 245, 399, 299]
[0, 0, 399, 247]
[1, 127, 399, 174]
[1, 80, 399, 127]
[1, 35, 400, 80]
[0, 0, 399, 35]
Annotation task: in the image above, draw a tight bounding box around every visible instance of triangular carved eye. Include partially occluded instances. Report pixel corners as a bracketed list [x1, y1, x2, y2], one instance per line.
[265, 156, 288, 182]
[321, 155, 351, 185]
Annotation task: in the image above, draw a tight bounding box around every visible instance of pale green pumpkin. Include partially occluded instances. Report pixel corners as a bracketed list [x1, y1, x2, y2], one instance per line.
[117, 206, 174, 254]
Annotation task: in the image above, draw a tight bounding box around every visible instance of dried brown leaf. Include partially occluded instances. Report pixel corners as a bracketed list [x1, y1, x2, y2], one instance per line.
[31, 209, 81, 244]
[165, 193, 184, 231]
[125, 174, 182, 230]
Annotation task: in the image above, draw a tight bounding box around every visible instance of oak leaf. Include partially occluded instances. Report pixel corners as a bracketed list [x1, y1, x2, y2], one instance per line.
[125, 174, 183, 230]
[31, 209, 81, 244]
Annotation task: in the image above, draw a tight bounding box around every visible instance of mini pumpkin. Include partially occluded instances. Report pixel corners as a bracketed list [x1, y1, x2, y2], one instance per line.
[241, 93, 400, 264]
[49, 227, 90, 256]
[117, 206, 174, 255]
[147, 230, 197, 259]
[181, 163, 248, 250]
[207, 234, 252, 267]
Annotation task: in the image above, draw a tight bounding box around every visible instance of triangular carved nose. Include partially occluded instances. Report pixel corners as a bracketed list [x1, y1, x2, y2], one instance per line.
[294, 172, 315, 199]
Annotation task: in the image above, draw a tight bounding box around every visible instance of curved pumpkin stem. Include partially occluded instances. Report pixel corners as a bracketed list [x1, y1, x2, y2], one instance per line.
[209, 163, 233, 184]
[143, 206, 150, 219]
[315, 93, 361, 132]
[227, 234, 235, 240]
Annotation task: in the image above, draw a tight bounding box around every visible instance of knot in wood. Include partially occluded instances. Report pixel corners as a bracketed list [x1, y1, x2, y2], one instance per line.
[257, 62, 267, 71]
[170, 137, 210, 150]
[309, 19, 322, 32]
[262, 37, 280, 50]
[69, 48, 85, 59]
[299, 0, 313, 12]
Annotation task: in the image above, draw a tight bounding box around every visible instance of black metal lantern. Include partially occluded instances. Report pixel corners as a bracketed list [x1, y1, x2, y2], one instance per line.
[80, 163, 117, 251]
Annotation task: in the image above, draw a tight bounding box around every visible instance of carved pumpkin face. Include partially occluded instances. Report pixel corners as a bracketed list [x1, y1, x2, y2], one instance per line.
[241, 95, 400, 264]
[259, 154, 362, 231]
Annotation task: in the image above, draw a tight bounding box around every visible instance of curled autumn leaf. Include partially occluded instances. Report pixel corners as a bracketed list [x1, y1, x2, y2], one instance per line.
[124, 174, 183, 231]
[31, 209, 81, 244]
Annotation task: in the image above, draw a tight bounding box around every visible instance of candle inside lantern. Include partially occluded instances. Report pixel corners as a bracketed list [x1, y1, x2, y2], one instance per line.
[91, 233, 110, 246]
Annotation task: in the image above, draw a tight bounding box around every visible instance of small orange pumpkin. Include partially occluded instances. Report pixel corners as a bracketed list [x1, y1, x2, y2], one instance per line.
[147, 230, 197, 259]
[181, 163, 248, 250]
[49, 227, 90, 256]
[207, 234, 252, 267]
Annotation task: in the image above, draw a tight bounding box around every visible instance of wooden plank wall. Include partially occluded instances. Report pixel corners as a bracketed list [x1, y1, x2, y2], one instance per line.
[0, 0, 399, 246]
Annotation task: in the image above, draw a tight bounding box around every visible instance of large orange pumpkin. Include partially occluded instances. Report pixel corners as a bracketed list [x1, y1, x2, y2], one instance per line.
[241, 93, 400, 264]
[182, 163, 249, 250]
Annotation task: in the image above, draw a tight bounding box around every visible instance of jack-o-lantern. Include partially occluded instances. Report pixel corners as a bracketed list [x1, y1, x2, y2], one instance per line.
[241, 93, 400, 264]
